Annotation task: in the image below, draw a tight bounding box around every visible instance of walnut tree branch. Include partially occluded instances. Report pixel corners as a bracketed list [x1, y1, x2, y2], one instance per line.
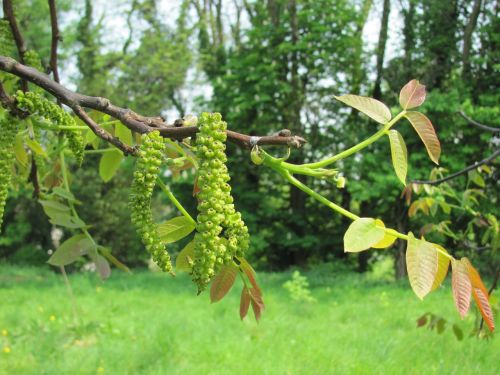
[0, 56, 307, 150]
[48, 0, 62, 85]
[411, 149, 500, 186]
[3, 0, 28, 92]
[458, 110, 500, 133]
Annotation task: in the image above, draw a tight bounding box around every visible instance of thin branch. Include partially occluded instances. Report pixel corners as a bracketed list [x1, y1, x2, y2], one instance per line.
[458, 110, 500, 133]
[48, 0, 61, 84]
[0, 56, 307, 150]
[72, 106, 136, 155]
[3, 0, 28, 91]
[411, 149, 500, 185]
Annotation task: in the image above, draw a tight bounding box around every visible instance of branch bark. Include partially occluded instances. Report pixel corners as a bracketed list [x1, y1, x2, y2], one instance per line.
[411, 149, 500, 185]
[458, 110, 500, 133]
[3, 0, 28, 91]
[0, 56, 307, 151]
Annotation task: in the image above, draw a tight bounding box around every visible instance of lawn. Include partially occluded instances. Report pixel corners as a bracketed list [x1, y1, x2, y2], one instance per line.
[0, 265, 498, 375]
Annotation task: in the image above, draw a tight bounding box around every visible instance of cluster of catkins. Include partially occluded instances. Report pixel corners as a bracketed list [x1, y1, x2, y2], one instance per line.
[192, 112, 249, 291]
[0, 114, 19, 230]
[0, 20, 14, 57]
[15, 91, 85, 165]
[130, 131, 173, 273]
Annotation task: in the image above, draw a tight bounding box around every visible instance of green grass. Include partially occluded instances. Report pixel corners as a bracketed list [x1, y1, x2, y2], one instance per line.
[0, 265, 497, 375]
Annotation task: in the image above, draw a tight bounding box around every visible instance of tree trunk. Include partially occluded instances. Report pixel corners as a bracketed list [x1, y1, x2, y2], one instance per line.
[462, 0, 483, 82]
[372, 0, 391, 99]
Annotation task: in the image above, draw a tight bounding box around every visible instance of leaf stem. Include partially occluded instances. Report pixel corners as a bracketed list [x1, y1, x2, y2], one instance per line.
[157, 177, 196, 226]
[299, 110, 406, 169]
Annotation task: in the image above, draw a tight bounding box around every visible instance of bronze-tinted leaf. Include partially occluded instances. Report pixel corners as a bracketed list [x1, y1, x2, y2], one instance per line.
[463, 258, 495, 332]
[240, 286, 251, 320]
[210, 263, 238, 303]
[405, 112, 441, 164]
[399, 79, 426, 110]
[406, 233, 439, 299]
[451, 258, 471, 318]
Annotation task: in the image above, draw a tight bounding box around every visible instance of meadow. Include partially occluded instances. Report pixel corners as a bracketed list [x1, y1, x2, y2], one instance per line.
[0, 264, 498, 375]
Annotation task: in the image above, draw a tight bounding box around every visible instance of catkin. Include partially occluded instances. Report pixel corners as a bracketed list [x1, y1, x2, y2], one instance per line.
[15, 91, 85, 165]
[130, 131, 173, 273]
[192, 112, 249, 291]
[0, 114, 19, 230]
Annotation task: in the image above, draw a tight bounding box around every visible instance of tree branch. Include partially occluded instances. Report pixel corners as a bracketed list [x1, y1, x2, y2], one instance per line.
[3, 0, 28, 91]
[0, 56, 307, 150]
[48, 0, 62, 84]
[458, 110, 500, 133]
[411, 149, 500, 185]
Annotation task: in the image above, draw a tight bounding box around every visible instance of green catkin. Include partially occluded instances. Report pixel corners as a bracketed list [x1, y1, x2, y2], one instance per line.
[14, 91, 85, 165]
[0, 20, 15, 57]
[130, 131, 173, 273]
[192, 112, 249, 291]
[0, 113, 19, 230]
[23, 50, 44, 72]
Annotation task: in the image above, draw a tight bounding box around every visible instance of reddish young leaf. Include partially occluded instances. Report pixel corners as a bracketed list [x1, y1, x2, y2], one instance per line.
[451, 258, 472, 319]
[240, 286, 251, 320]
[463, 258, 495, 332]
[399, 79, 426, 110]
[239, 257, 261, 294]
[405, 112, 441, 164]
[249, 287, 265, 322]
[210, 263, 238, 303]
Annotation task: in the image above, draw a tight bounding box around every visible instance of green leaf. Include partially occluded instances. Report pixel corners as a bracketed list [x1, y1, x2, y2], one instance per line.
[451, 258, 472, 319]
[334, 95, 391, 124]
[25, 138, 48, 158]
[99, 150, 123, 182]
[52, 187, 77, 202]
[49, 213, 87, 229]
[14, 134, 28, 167]
[210, 263, 238, 303]
[39, 199, 71, 219]
[343, 218, 386, 252]
[47, 234, 94, 266]
[176, 240, 195, 272]
[387, 130, 408, 185]
[468, 170, 485, 187]
[405, 112, 441, 164]
[399, 79, 426, 110]
[406, 233, 439, 300]
[115, 123, 133, 146]
[158, 216, 195, 244]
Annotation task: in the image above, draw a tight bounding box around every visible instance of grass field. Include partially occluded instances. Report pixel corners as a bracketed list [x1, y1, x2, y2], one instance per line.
[0, 264, 498, 375]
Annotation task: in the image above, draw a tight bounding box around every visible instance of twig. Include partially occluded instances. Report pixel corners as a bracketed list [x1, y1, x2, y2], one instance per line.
[2, 0, 28, 92]
[458, 110, 500, 133]
[48, 0, 61, 84]
[0, 56, 307, 150]
[411, 149, 500, 186]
